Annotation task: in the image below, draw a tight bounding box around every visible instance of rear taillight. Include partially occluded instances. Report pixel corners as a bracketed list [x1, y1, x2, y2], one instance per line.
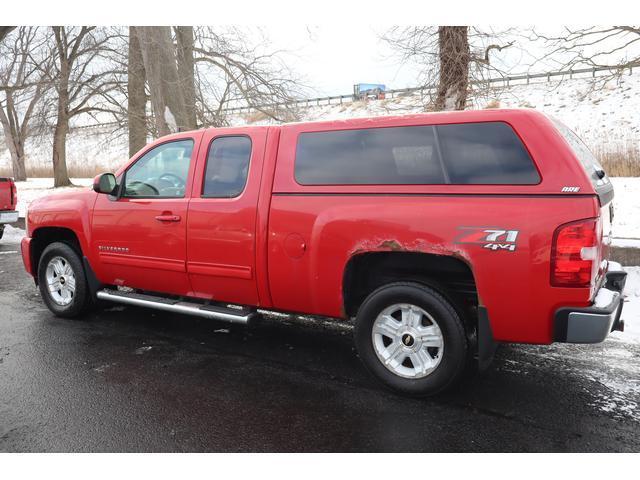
[10, 181, 17, 206]
[551, 218, 601, 287]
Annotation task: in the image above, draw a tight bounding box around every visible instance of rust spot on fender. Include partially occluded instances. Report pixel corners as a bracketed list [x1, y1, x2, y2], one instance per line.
[348, 237, 473, 264]
[378, 239, 405, 251]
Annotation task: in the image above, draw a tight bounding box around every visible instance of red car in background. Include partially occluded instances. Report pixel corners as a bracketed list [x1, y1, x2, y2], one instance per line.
[0, 177, 18, 240]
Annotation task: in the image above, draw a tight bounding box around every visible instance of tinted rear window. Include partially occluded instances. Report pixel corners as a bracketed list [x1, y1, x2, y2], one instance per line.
[294, 122, 540, 185]
[436, 122, 540, 184]
[295, 126, 445, 184]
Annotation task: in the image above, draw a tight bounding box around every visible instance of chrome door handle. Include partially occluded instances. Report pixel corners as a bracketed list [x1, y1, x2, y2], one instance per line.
[155, 214, 181, 222]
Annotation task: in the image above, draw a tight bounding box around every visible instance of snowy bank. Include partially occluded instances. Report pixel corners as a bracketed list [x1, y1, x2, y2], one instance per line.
[15, 178, 93, 218]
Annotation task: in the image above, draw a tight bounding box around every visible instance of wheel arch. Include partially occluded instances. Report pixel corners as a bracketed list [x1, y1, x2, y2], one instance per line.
[31, 227, 84, 283]
[342, 251, 479, 333]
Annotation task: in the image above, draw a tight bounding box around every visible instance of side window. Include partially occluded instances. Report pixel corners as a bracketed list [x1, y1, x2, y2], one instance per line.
[293, 122, 539, 185]
[295, 126, 445, 185]
[124, 140, 194, 197]
[436, 123, 540, 185]
[202, 136, 252, 198]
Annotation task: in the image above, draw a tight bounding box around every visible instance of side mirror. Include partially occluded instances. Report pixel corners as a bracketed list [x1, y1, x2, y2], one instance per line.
[93, 173, 118, 195]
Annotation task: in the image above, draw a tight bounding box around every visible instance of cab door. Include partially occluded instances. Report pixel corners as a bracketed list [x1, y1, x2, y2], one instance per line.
[91, 134, 202, 295]
[186, 127, 268, 305]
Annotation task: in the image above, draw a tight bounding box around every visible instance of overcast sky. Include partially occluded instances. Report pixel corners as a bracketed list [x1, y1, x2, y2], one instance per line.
[265, 25, 640, 97]
[268, 25, 424, 95]
[266, 25, 543, 96]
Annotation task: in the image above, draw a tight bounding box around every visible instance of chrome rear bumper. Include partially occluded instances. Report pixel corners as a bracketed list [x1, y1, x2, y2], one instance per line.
[0, 210, 18, 224]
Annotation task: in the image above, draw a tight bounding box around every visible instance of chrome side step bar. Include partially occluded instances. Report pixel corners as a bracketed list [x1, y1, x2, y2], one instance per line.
[96, 289, 254, 324]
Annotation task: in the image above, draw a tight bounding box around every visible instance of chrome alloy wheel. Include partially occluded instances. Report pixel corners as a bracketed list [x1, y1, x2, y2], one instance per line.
[45, 256, 76, 306]
[371, 303, 444, 379]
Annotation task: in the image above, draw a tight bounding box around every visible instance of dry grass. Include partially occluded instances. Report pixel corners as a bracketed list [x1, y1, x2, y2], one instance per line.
[0, 164, 105, 179]
[243, 107, 302, 124]
[243, 110, 270, 124]
[593, 140, 640, 177]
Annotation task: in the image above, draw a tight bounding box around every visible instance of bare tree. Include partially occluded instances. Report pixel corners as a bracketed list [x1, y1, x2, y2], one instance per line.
[383, 26, 515, 111]
[193, 27, 302, 124]
[531, 26, 640, 76]
[127, 26, 147, 156]
[435, 27, 470, 110]
[43, 26, 121, 187]
[0, 27, 50, 180]
[135, 26, 190, 137]
[129, 26, 301, 137]
[175, 26, 197, 129]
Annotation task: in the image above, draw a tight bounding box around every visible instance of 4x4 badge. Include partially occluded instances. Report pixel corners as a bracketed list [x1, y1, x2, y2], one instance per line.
[455, 227, 520, 252]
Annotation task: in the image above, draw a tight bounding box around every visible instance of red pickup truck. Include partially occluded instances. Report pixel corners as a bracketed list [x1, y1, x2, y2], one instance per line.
[0, 177, 19, 240]
[20, 109, 627, 396]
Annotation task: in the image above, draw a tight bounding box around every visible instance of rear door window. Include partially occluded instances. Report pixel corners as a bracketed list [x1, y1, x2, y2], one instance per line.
[202, 136, 252, 198]
[294, 122, 539, 185]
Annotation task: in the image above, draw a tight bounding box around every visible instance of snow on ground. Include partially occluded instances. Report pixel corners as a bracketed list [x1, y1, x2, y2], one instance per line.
[613, 266, 640, 343]
[15, 178, 93, 218]
[612, 238, 640, 248]
[481, 74, 640, 149]
[1, 224, 24, 244]
[609, 177, 640, 240]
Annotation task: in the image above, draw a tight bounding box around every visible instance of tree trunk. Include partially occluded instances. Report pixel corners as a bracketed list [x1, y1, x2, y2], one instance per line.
[0, 109, 27, 182]
[52, 82, 71, 187]
[52, 54, 72, 187]
[0, 26, 15, 43]
[12, 142, 27, 181]
[1, 132, 27, 181]
[135, 26, 189, 136]
[128, 26, 148, 157]
[175, 26, 197, 130]
[52, 117, 70, 187]
[435, 26, 470, 111]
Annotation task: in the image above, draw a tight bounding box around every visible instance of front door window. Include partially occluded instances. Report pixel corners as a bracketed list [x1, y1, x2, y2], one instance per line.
[124, 140, 194, 198]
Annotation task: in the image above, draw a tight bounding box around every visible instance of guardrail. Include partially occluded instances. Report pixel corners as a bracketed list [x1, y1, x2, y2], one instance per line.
[220, 63, 640, 115]
[47, 63, 639, 132]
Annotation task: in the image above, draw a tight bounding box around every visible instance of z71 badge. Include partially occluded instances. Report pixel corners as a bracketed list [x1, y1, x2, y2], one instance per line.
[455, 227, 520, 252]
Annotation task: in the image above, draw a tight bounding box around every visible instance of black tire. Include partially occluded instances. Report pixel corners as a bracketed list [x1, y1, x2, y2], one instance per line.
[354, 282, 468, 397]
[0, 224, 4, 240]
[37, 242, 91, 318]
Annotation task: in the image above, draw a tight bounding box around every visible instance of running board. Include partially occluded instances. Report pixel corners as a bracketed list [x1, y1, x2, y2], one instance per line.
[96, 289, 254, 324]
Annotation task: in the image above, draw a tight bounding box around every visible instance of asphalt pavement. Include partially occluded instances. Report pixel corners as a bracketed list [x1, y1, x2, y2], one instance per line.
[1, 239, 639, 452]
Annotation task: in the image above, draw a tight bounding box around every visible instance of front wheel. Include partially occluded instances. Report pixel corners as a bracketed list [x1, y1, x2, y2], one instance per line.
[354, 282, 468, 396]
[37, 242, 91, 318]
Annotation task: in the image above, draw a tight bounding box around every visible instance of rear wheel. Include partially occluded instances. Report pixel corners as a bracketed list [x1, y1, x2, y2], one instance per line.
[354, 282, 468, 396]
[0, 224, 4, 240]
[37, 242, 91, 318]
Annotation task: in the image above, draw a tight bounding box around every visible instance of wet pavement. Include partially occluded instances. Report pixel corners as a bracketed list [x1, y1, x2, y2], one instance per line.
[1, 240, 639, 452]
